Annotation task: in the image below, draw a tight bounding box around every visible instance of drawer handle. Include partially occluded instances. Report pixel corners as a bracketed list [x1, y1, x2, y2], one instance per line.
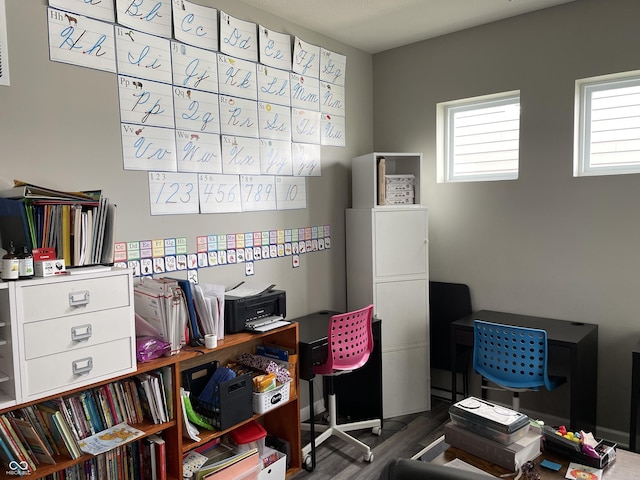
[72, 357, 93, 375]
[69, 290, 90, 307]
[71, 324, 92, 342]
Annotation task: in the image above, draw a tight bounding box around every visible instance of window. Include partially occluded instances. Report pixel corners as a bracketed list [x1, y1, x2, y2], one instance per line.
[575, 71, 640, 177]
[437, 91, 520, 183]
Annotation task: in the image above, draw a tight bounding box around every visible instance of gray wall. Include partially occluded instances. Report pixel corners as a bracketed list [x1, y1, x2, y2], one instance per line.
[373, 0, 639, 437]
[0, 1, 373, 418]
[0, 1, 373, 317]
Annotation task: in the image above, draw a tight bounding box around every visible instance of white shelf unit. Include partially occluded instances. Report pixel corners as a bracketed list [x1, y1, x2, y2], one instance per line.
[0, 282, 19, 410]
[351, 152, 423, 208]
[346, 152, 431, 419]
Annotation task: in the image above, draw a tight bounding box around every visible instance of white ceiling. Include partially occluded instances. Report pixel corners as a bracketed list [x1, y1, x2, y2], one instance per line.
[237, 0, 575, 54]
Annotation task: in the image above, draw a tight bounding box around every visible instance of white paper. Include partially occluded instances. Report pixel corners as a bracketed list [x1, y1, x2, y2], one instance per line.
[221, 136, 260, 175]
[320, 81, 345, 116]
[148, 171, 199, 215]
[171, 41, 218, 92]
[291, 73, 320, 111]
[321, 114, 345, 147]
[197, 173, 242, 213]
[217, 53, 257, 100]
[173, 87, 220, 134]
[259, 26, 291, 71]
[292, 143, 321, 176]
[176, 130, 222, 173]
[257, 64, 291, 106]
[260, 139, 293, 176]
[320, 48, 346, 86]
[48, 8, 116, 73]
[121, 123, 177, 172]
[220, 11, 257, 62]
[118, 75, 175, 128]
[116, 0, 172, 39]
[240, 175, 276, 211]
[293, 37, 320, 78]
[219, 96, 259, 138]
[172, 0, 217, 51]
[292, 109, 321, 144]
[115, 27, 172, 84]
[50, 0, 116, 22]
[276, 176, 306, 210]
[258, 103, 292, 141]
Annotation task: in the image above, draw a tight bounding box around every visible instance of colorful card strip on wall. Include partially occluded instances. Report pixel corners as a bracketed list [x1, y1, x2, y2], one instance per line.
[113, 225, 330, 277]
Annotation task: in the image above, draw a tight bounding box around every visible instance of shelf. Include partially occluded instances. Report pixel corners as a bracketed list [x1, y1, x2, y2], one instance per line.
[0, 420, 177, 480]
[352, 152, 423, 208]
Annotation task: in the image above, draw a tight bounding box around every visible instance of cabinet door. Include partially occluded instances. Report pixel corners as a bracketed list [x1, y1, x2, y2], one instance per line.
[375, 279, 428, 350]
[373, 209, 428, 278]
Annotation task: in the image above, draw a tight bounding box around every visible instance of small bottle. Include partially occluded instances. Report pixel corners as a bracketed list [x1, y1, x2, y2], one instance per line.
[1, 242, 20, 281]
[18, 246, 34, 279]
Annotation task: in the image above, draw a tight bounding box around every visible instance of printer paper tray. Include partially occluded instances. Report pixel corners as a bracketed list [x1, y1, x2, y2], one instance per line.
[246, 320, 291, 332]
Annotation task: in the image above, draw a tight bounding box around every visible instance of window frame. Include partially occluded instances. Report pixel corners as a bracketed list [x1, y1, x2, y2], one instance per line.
[437, 90, 521, 183]
[575, 70, 640, 177]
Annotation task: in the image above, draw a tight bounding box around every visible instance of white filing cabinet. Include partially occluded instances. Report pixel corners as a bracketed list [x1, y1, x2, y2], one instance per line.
[346, 152, 430, 418]
[12, 268, 136, 403]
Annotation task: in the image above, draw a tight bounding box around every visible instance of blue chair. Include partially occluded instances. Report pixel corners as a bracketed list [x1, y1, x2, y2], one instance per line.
[473, 320, 565, 411]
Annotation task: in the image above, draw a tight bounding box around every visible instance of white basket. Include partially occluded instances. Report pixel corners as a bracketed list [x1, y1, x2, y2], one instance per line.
[253, 380, 291, 414]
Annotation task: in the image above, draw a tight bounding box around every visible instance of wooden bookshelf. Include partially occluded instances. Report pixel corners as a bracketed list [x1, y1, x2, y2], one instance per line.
[0, 324, 301, 479]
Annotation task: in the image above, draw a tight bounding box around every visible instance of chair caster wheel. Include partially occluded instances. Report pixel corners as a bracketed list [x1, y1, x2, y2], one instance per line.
[364, 451, 374, 462]
[372, 426, 382, 435]
[303, 454, 314, 471]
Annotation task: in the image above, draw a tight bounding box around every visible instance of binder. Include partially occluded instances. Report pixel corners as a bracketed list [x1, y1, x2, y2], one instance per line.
[173, 278, 202, 342]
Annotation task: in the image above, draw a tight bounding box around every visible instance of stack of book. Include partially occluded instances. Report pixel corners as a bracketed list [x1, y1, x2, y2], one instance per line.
[444, 397, 541, 471]
[0, 368, 172, 476]
[0, 180, 116, 267]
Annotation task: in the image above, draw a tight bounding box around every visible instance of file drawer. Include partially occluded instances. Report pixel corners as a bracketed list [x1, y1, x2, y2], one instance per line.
[22, 306, 133, 360]
[17, 272, 131, 323]
[22, 337, 134, 399]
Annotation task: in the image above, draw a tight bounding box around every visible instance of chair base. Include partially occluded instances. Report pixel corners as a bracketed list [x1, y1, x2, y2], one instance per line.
[301, 392, 381, 466]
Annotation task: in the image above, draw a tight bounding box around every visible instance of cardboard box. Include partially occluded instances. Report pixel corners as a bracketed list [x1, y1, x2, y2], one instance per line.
[34, 259, 66, 277]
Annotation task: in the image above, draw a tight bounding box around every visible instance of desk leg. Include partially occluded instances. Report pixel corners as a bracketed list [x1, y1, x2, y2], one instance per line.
[630, 352, 640, 452]
[307, 377, 316, 471]
[570, 328, 598, 432]
[451, 332, 458, 405]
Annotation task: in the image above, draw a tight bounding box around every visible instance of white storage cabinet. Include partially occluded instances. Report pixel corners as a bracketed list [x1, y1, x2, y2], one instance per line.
[12, 268, 136, 403]
[346, 152, 431, 418]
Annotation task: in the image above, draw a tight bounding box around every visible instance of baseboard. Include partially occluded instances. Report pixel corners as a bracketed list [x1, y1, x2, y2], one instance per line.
[300, 399, 326, 422]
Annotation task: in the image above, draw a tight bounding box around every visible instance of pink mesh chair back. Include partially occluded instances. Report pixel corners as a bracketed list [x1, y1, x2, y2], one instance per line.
[313, 305, 374, 376]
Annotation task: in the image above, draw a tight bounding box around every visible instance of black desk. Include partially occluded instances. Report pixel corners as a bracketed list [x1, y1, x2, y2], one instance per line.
[296, 311, 382, 470]
[451, 310, 598, 432]
[630, 339, 640, 451]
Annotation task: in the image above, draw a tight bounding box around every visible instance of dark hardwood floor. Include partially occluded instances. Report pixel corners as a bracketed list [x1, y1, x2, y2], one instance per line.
[292, 397, 451, 480]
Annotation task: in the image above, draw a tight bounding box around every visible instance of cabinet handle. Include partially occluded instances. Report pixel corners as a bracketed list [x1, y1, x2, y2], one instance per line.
[71, 324, 92, 342]
[72, 357, 93, 375]
[69, 290, 90, 307]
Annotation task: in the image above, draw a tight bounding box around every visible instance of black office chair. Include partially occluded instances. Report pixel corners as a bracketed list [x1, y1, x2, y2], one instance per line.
[429, 281, 472, 399]
[379, 458, 491, 480]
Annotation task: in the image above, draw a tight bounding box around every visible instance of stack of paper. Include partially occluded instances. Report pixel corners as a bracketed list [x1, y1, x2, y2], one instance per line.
[193, 283, 225, 340]
[133, 277, 187, 354]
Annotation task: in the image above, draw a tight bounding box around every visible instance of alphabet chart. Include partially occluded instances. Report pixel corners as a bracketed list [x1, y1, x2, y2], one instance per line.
[46, 0, 347, 214]
[113, 225, 331, 277]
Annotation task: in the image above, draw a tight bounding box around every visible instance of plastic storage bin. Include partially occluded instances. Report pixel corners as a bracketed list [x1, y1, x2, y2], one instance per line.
[230, 420, 267, 456]
[182, 361, 253, 430]
[253, 380, 291, 414]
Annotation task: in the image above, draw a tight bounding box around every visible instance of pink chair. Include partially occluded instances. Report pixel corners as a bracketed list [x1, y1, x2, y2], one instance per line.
[301, 305, 382, 468]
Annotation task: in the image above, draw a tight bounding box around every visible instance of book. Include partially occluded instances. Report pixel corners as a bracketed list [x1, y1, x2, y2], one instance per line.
[51, 411, 82, 459]
[444, 422, 541, 471]
[0, 415, 36, 472]
[148, 434, 167, 480]
[0, 182, 100, 202]
[377, 156, 386, 205]
[21, 406, 56, 457]
[199, 449, 259, 480]
[8, 417, 55, 465]
[77, 422, 144, 456]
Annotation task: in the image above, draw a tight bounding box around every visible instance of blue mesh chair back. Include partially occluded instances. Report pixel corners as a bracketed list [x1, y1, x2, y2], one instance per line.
[473, 320, 559, 391]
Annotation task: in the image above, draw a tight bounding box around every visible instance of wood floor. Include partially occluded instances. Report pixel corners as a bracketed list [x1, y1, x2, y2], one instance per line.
[292, 397, 451, 480]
